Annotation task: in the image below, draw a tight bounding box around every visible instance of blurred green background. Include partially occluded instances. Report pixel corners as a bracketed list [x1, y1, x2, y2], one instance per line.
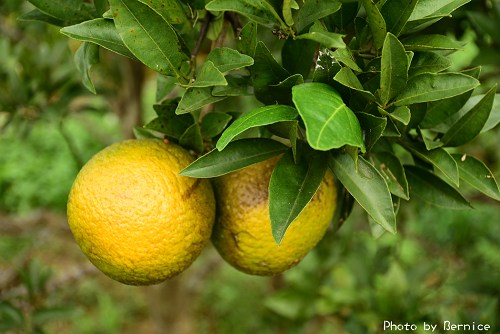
[1, 1, 499, 333]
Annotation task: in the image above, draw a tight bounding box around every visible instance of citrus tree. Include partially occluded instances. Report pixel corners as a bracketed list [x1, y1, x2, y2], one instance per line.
[21, 0, 499, 266]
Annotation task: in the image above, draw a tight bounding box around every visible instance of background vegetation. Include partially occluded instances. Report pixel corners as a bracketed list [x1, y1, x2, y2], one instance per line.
[1, 1, 499, 333]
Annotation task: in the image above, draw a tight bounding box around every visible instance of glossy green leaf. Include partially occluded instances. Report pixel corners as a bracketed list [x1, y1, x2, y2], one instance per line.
[179, 138, 288, 178]
[217, 105, 298, 150]
[372, 151, 409, 199]
[60, 18, 135, 59]
[179, 123, 203, 153]
[269, 151, 327, 244]
[333, 67, 376, 101]
[137, 0, 187, 24]
[206, 47, 254, 73]
[27, 0, 97, 24]
[402, 34, 462, 52]
[109, 0, 189, 78]
[361, 0, 387, 49]
[408, 52, 451, 77]
[146, 102, 194, 138]
[201, 112, 232, 138]
[296, 21, 346, 49]
[74, 42, 99, 94]
[329, 153, 396, 233]
[295, 0, 341, 33]
[380, 33, 409, 106]
[440, 85, 496, 147]
[389, 106, 411, 125]
[419, 68, 480, 129]
[212, 75, 252, 96]
[405, 0, 471, 32]
[18, 8, 65, 26]
[393, 73, 479, 106]
[405, 165, 471, 209]
[252, 42, 291, 105]
[184, 61, 227, 88]
[205, 0, 284, 28]
[380, 0, 418, 36]
[408, 0, 471, 21]
[237, 21, 257, 57]
[357, 112, 387, 151]
[332, 47, 363, 72]
[282, 0, 299, 26]
[176, 87, 226, 114]
[402, 142, 459, 186]
[292, 83, 365, 151]
[452, 154, 500, 201]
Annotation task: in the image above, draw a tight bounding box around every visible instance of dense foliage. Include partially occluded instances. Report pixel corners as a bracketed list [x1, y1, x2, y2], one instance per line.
[11, 0, 500, 241]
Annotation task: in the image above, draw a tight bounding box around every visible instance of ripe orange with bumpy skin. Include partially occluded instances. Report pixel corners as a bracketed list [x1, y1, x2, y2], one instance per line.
[67, 139, 215, 285]
[211, 156, 337, 276]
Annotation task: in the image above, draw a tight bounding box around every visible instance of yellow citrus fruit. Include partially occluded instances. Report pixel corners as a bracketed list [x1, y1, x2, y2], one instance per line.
[67, 139, 215, 285]
[211, 156, 337, 276]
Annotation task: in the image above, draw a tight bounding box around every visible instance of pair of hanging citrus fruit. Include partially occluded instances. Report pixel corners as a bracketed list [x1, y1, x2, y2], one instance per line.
[67, 139, 337, 285]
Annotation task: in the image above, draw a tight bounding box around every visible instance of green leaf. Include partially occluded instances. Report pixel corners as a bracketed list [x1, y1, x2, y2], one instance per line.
[408, 52, 451, 77]
[74, 42, 99, 94]
[361, 0, 387, 49]
[251, 42, 291, 105]
[184, 61, 227, 88]
[420, 68, 480, 129]
[296, 21, 346, 49]
[18, 8, 65, 26]
[401, 142, 459, 186]
[109, 0, 189, 79]
[401, 34, 463, 52]
[212, 75, 252, 96]
[145, 102, 194, 138]
[217, 105, 298, 150]
[452, 154, 500, 201]
[282, 0, 299, 26]
[333, 67, 376, 101]
[0, 302, 24, 331]
[282, 38, 317, 79]
[332, 47, 363, 72]
[357, 112, 387, 151]
[409, 0, 471, 21]
[179, 123, 203, 153]
[389, 106, 411, 125]
[176, 87, 226, 114]
[405, 0, 471, 32]
[380, 33, 409, 106]
[440, 85, 496, 147]
[60, 18, 135, 59]
[137, 0, 187, 24]
[27, 0, 97, 24]
[313, 49, 342, 85]
[201, 112, 232, 138]
[405, 165, 471, 209]
[380, 0, 418, 36]
[206, 47, 254, 73]
[294, 0, 342, 33]
[371, 151, 409, 199]
[292, 83, 365, 152]
[393, 73, 480, 106]
[179, 138, 288, 178]
[329, 153, 396, 233]
[205, 0, 284, 28]
[269, 150, 328, 244]
[237, 21, 257, 57]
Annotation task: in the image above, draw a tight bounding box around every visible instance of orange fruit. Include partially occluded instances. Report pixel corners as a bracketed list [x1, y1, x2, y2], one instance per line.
[67, 139, 215, 285]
